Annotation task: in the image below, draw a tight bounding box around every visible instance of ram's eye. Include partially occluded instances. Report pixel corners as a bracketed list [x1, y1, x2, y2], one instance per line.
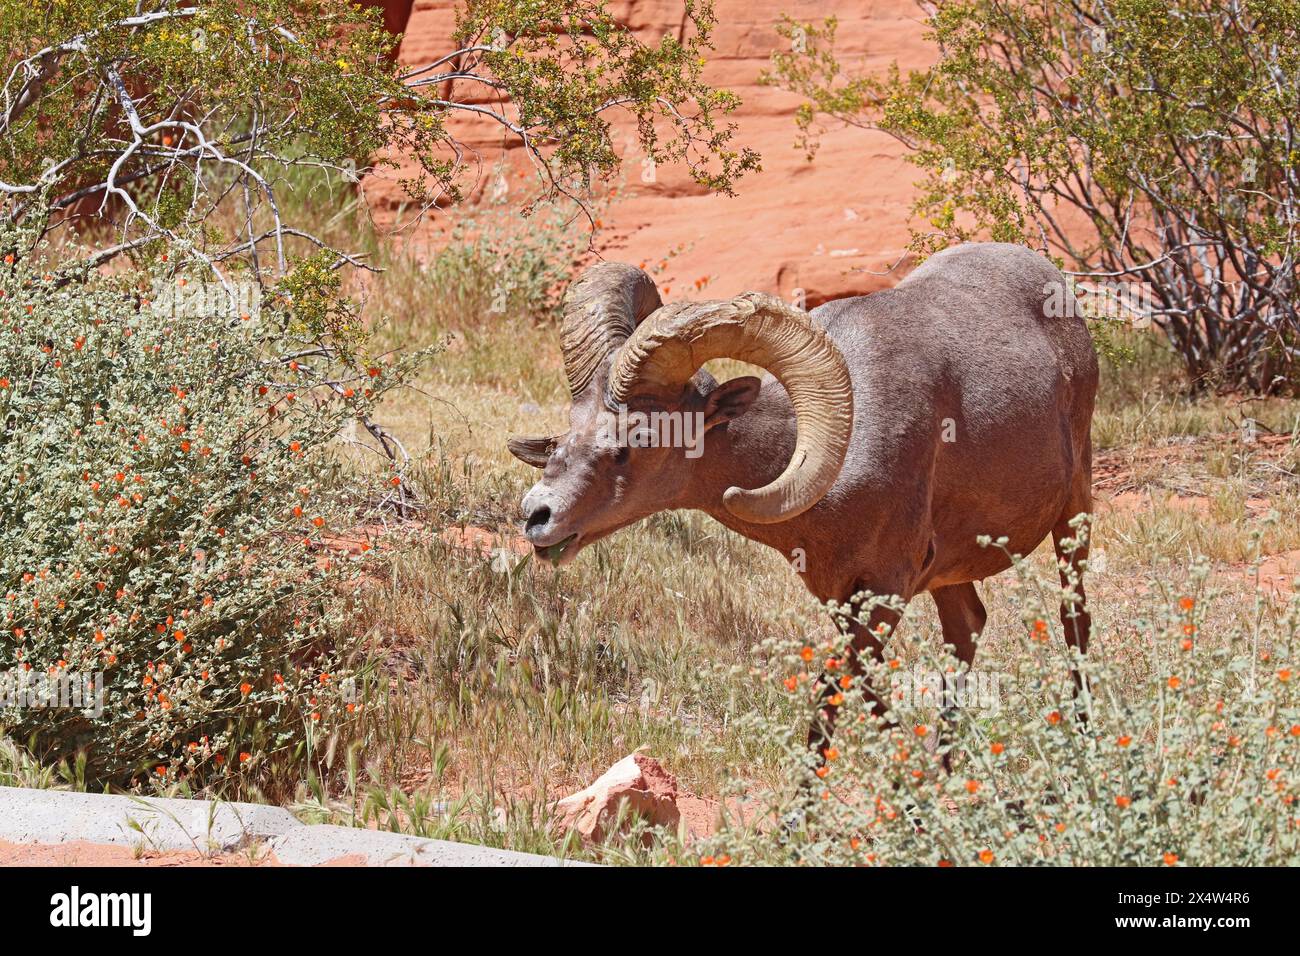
[613, 445, 630, 466]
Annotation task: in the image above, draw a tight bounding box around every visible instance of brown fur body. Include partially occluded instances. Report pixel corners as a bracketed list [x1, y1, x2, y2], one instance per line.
[516, 242, 1098, 738]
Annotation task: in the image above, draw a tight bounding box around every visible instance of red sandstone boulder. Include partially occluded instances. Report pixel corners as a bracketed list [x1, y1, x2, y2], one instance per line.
[552, 753, 682, 843]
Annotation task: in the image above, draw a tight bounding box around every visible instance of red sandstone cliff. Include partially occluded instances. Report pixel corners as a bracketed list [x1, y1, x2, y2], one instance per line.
[365, 1, 935, 304]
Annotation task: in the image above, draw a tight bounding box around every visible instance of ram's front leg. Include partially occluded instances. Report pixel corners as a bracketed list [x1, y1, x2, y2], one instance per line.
[806, 595, 905, 758]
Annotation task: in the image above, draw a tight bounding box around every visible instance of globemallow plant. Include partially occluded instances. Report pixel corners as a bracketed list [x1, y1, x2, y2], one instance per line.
[0, 212, 425, 792]
[671, 535, 1300, 866]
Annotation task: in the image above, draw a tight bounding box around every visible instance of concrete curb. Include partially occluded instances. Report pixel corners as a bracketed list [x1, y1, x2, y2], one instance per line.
[269, 824, 580, 867]
[0, 786, 590, 867]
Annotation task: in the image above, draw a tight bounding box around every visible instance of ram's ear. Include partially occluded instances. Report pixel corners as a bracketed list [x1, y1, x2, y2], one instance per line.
[702, 376, 761, 430]
[507, 435, 558, 468]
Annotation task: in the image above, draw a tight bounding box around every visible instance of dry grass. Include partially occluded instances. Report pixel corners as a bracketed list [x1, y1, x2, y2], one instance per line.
[272, 226, 1300, 859]
[8, 197, 1295, 859]
[4, 169, 1292, 861]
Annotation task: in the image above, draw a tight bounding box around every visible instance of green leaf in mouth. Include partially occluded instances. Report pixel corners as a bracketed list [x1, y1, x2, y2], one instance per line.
[542, 534, 577, 561]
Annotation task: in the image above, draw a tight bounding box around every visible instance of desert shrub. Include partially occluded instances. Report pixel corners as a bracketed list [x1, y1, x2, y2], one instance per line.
[675, 529, 1300, 866]
[766, 2, 1300, 394]
[0, 213, 426, 792]
[0, 0, 755, 280]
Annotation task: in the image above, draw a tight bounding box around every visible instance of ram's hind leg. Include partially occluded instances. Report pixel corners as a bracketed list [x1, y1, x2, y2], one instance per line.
[931, 582, 988, 772]
[932, 582, 986, 669]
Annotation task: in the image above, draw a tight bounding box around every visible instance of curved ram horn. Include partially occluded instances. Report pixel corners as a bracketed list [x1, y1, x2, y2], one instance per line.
[509, 263, 658, 471]
[607, 293, 853, 524]
[507, 435, 559, 468]
[560, 261, 662, 398]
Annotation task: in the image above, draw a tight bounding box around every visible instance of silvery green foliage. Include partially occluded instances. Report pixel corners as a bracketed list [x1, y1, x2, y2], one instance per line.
[677, 547, 1300, 866]
[768, 2, 1300, 394]
[0, 215, 414, 791]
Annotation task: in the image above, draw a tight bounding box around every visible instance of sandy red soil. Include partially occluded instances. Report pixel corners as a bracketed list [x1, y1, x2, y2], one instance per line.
[0, 839, 275, 867]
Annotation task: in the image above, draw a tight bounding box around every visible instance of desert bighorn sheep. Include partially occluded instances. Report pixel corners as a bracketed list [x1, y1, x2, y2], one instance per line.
[510, 243, 1097, 748]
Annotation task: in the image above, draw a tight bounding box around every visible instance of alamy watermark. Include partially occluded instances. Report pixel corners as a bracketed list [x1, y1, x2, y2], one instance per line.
[0, 669, 104, 718]
[1043, 276, 1154, 329]
[891, 665, 1005, 715]
[148, 278, 261, 320]
[597, 405, 706, 459]
[50, 886, 151, 936]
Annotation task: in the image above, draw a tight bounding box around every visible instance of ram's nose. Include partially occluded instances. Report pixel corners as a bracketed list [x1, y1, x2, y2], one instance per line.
[521, 486, 562, 544]
[524, 505, 553, 542]
[520, 487, 579, 561]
